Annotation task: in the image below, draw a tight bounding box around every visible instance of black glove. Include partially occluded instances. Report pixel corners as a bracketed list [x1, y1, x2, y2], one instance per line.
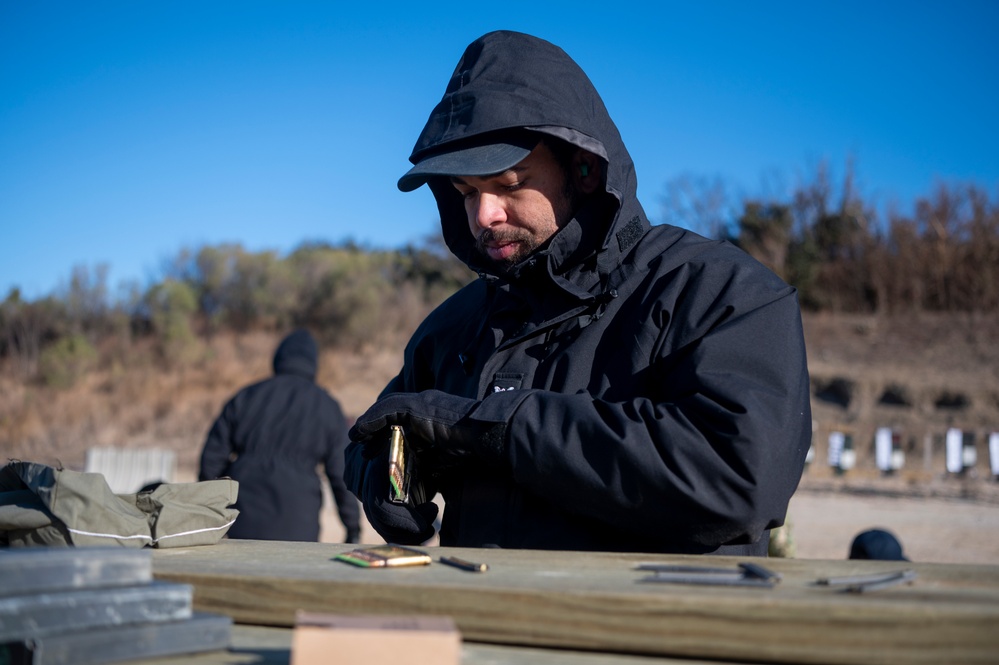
[349, 390, 508, 473]
[358, 448, 439, 545]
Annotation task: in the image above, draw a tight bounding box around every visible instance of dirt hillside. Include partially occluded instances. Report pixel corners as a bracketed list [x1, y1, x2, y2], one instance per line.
[802, 311, 998, 486]
[2, 311, 997, 563]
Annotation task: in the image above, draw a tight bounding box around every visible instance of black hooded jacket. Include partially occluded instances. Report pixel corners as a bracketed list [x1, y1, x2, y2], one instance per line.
[199, 330, 360, 542]
[348, 31, 811, 555]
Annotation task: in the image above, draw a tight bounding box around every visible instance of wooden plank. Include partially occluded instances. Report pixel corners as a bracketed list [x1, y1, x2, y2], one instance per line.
[0, 582, 192, 641]
[152, 540, 999, 665]
[130, 624, 293, 665]
[108, 624, 745, 665]
[6, 613, 232, 665]
[0, 547, 151, 597]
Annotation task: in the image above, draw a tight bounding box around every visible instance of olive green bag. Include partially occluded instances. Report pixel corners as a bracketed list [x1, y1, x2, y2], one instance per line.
[0, 461, 238, 548]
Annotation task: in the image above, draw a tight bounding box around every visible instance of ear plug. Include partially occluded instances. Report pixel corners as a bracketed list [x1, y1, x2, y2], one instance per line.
[580, 164, 589, 177]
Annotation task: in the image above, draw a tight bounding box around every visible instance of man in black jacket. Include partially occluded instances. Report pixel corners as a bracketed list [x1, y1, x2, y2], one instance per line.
[345, 31, 811, 555]
[200, 329, 360, 542]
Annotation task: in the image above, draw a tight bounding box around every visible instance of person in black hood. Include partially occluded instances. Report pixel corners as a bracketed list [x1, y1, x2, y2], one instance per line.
[345, 31, 811, 556]
[199, 329, 360, 542]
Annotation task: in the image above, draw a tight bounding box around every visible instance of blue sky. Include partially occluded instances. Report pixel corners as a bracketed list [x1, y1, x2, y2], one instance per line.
[2, 2, 997, 300]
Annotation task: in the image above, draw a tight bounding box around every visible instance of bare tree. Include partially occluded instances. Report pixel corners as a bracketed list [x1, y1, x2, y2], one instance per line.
[661, 173, 735, 239]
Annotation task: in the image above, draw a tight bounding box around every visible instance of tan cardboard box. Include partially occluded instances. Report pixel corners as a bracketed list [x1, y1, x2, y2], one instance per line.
[290, 612, 460, 665]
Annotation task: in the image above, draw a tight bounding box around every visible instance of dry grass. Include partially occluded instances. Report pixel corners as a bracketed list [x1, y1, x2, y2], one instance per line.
[0, 329, 404, 473]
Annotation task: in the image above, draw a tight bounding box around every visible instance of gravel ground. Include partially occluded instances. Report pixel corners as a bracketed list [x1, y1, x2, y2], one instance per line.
[786, 487, 999, 564]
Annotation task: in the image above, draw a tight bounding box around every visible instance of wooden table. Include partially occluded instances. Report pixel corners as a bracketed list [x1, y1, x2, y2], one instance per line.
[152, 540, 999, 665]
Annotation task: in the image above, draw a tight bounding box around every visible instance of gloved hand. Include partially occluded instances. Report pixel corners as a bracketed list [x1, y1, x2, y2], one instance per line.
[357, 447, 439, 545]
[348, 390, 508, 473]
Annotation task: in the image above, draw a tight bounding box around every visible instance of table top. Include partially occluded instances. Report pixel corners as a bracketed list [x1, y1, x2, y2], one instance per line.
[151, 540, 999, 665]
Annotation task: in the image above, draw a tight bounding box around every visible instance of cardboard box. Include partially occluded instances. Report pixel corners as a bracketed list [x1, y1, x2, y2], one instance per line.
[290, 612, 460, 665]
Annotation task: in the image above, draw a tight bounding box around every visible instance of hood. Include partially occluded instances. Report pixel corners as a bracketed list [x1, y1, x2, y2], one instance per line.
[408, 30, 649, 275]
[272, 329, 317, 380]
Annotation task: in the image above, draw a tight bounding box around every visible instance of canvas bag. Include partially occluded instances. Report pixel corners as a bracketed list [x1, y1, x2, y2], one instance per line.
[0, 461, 238, 548]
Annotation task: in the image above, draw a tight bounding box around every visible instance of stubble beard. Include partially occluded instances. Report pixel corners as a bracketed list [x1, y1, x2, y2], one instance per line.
[475, 176, 579, 273]
[475, 227, 540, 272]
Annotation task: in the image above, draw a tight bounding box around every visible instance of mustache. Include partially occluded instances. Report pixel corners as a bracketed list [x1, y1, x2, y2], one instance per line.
[474, 228, 531, 253]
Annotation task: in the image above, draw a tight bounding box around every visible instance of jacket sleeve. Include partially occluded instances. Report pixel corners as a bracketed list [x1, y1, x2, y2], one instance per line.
[198, 399, 238, 481]
[473, 286, 812, 549]
[322, 400, 361, 532]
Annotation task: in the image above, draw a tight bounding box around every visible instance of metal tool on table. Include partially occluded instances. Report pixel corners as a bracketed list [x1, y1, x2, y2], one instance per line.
[635, 561, 783, 588]
[814, 569, 917, 593]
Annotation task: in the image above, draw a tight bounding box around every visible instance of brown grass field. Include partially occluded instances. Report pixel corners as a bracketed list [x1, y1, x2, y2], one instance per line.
[2, 312, 997, 563]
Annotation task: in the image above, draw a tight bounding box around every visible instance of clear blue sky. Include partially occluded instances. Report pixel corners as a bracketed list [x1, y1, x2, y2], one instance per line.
[2, 2, 997, 301]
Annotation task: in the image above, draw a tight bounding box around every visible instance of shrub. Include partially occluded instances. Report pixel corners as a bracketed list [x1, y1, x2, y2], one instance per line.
[38, 334, 97, 388]
[145, 280, 200, 365]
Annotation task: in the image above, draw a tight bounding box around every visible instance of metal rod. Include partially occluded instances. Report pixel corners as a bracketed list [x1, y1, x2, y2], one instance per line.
[640, 572, 776, 588]
[815, 569, 915, 588]
[843, 570, 917, 593]
[634, 564, 739, 574]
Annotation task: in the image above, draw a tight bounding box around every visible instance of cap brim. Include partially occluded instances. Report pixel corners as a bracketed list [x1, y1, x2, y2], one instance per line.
[397, 133, 539, 192]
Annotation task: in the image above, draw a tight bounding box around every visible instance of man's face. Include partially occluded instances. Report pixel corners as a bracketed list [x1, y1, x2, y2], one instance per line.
[450, 142, 575, 271]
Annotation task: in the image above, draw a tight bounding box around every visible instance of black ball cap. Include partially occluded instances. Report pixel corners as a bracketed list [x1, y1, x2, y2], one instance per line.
[398, 130, 541, 192]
